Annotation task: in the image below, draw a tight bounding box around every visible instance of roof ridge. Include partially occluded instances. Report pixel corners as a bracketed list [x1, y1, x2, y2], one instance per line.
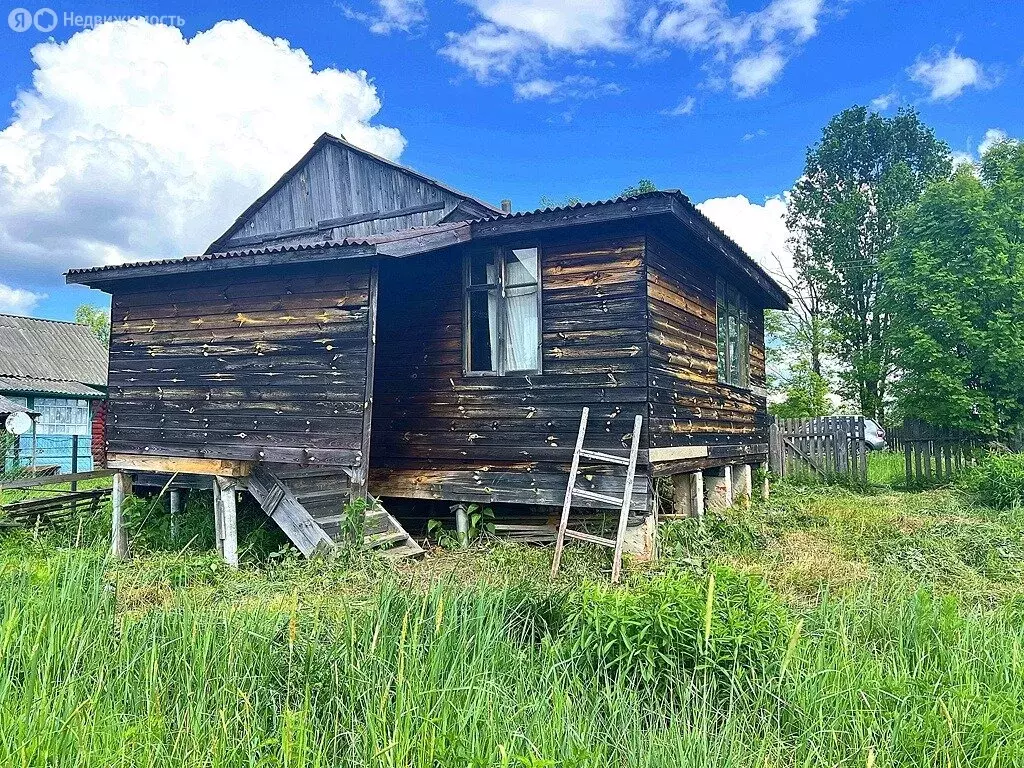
[318, 134, 502, 215]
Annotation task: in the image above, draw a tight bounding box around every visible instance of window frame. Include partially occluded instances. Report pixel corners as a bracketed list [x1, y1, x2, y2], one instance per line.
[463, 244, 543, 377]
[716, 277, 751, 389]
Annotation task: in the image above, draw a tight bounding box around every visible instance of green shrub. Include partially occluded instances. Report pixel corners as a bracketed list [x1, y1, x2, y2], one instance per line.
[961, 453, 1024, 509]
[549, 567, 788, 689]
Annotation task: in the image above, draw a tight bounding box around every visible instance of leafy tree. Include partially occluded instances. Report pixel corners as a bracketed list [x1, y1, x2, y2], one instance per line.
[769, 361, 832, 418]
[763, 251, 832, 384]
[787, 107, 951, 420]
[540, 180, 656, 210]
[538, 193, 581, 209]
[75, 303, 110, 345]
[619, 179, 657, 197]
[882, 139, 1024, 436]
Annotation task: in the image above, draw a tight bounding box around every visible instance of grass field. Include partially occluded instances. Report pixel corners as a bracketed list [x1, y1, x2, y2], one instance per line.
[1, 458, 1023, 766]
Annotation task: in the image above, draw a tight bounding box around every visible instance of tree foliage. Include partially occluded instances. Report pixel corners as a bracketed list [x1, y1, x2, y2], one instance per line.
[539, 179, 656, 210]
[75, 304, 110, 345]
[787, 107, 951, 419]
[768, 361, 832, 419]
[619, 179, 657, 197]
[882, 140, 1024, 436]
[538, 193, 581, 209]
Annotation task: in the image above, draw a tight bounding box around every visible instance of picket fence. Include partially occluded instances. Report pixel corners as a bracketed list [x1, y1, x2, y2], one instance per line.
[888, 419, 980, 486]
[768, 416, 868, 484]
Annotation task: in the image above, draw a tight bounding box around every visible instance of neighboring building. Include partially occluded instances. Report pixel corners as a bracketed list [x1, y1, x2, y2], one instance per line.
[0, 314, 108, 472]
[67, 132, 789, 555]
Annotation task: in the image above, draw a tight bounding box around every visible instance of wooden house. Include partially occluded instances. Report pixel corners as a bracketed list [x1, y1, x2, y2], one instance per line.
[67, 133, 789, 561]
[0, 314, 108, 472]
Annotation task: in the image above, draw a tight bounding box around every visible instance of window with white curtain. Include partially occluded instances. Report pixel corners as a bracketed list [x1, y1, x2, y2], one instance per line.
[464, 246, 541, 375]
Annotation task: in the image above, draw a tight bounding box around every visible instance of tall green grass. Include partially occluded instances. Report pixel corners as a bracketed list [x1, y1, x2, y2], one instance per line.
[867, 450, 908, 488]
[1, 541, 1023, 766]
[961, 453, 1024, 509]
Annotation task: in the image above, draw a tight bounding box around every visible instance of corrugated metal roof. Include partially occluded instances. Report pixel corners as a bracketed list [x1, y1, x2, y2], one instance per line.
[66, 223, 468, 279]
[0, 394, 38, 415]
[65, 190, 787, 305]
[467, 189, 782, 294]
[0, 315, 108, 393]
[0, 376, 105, 397]
[467, 190, 675, 222]
[66, 239, 354, 278]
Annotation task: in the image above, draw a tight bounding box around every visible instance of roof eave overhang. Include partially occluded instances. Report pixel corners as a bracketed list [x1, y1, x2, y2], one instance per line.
[65, 244, 378, 289]
[65, 194, 790, 310]
[469, 194, 791, 310]
[64, 221, 475, 290]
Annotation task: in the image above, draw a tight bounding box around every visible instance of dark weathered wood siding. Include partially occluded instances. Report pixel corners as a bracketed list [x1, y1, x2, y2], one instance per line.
[645, 232, 769, 461]
[369, 229, 651, 511]
[105, 260, 372, 467]
[220, 141, 472, 250]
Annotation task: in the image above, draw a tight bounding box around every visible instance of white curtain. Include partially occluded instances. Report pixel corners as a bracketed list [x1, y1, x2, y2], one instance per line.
[503, 250, 539, 371]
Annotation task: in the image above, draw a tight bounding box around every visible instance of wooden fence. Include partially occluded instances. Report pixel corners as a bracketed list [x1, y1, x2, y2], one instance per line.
[891, 419, 980, 486]
[769, 416, 868, 484]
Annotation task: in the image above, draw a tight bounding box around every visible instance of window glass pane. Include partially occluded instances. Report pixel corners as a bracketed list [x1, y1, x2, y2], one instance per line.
[728, 309, 740, 384]
[716, 278, 752, 387]
[739, 301, 749, 387]
[716, 279, 728, 381]
[468, 289, 499, 373]
[468, 252, 498, 286]
[505, 247, 538, 287]
[504, 286, 538, 371]
[33, 397, 90, 435]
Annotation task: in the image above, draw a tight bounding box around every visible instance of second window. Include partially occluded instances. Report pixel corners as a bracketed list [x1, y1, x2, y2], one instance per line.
[716, 278, 749, 388]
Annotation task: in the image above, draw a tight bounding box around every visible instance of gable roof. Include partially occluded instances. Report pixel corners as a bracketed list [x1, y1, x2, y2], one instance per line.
[0, 314, 107, 397]
[67, 190, 789, 308]
[205, 133, 500, 253]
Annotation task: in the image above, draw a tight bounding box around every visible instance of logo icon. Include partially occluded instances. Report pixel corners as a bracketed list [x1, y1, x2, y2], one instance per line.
[33, 7, 56, 32]
[8, 7, 32, 31]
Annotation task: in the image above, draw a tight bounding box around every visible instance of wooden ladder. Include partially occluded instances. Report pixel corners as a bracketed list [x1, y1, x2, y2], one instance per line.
[551, 407, 643, 584]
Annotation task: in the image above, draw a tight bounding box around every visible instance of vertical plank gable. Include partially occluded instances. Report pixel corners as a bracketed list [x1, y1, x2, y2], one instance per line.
[221, 142, 468, 250]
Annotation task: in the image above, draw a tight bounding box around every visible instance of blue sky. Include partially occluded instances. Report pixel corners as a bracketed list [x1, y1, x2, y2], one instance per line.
[0, 0, 1019, 320]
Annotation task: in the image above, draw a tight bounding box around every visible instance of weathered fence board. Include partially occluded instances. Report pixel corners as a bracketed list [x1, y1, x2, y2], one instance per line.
[892, 419, 979, 487]
[768, 416, 868, 483]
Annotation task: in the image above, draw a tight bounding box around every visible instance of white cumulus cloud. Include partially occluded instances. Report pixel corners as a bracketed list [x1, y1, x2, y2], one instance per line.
[697, 193, 793, 277]
[647, 0, 826, 97]
[731, 47, 787, 97]
[978, 127, 1009, 155]
[0, 283, 45, 315]
[952, 127, 1017, 168]
[441, 0, 630, 83]
[441, 0, 831, 99]
[908, 47, 993, 101]
[0, 18, 405, 296]
[870, 90, 898, 111]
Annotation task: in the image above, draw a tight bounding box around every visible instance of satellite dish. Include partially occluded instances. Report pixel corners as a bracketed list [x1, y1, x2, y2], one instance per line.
[4, 411, 32, 435]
